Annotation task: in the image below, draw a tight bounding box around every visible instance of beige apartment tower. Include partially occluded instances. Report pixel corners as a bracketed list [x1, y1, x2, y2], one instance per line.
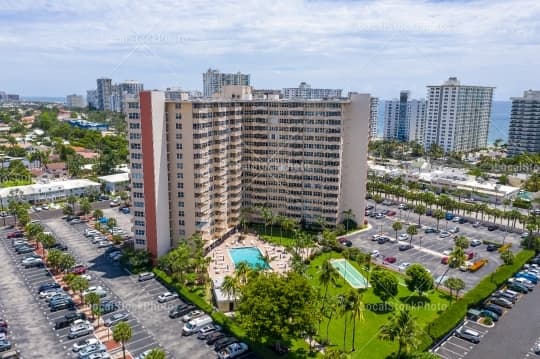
[130, 87, 371, 258]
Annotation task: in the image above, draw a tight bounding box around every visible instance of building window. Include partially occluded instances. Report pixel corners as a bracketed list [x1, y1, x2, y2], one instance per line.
[134, 220, 145, 226]
[135, 229, 145, 236]
[133, 182, 143, 188]
[128, 113, 140, 119]
[135, 239, 146, 245]
[134, 201, 144, 207]
[177, 192, 184, 198]
[134, 211, 144, 217]
[132, 163, 142, 169]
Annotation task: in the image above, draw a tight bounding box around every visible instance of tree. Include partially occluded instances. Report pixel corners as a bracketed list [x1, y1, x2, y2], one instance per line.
[378, 310, 423, 358]
[392, 221, 403, 242]
[323, 348, 349, 359]
[444, 277, 465, 300]
[66, 154, 84, 177]
[342, 209, 356, 232]
[319, 259, 339, 300]
[259, 206, 273, 235]
[85, 292, 101, 321]
[371, 269, 399, 305]
[92, 209, 103, 219]
[25, 222, 43, 248]
[107, 217, 117, 230]
[500, 249, 515, 265]
[414, 204, 426, 226]
[347, 290, 364, 352]
[454, 236, 470, 249]
[38, 232, 56, 249]
[237, 272, 318, 344]
[406, 225, 418, 247]
[79, 198, 91, 218]
[322, 295, 339, 343]
[221, 275, 240, 307]
[70, 276, 89, 304]
[67, 194, 78, 211]
[405, 264, 433, 297]
[113, 322, 132, 359]
[59, 252, 76, 272]
[436, 246, 466, 289]
[145, 349, 167, 359]
[46, 248, 63, 273]
[62, 204, 74, 216]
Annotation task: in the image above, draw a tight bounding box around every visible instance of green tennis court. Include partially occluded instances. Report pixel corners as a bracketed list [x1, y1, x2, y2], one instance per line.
[330, 259, 370, 289]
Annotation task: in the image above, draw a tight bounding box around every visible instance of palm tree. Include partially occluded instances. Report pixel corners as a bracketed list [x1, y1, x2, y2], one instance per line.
[234, 261, 251, 285]
[92, 209, 103, 220]
[319, 259, 339, 300]
[342, 209, 355, 232]
[46, 249, 63, 273]
[339, 294, 352, 352]
[323, 295, 339, 343]
[414, 204, 426, 226]
[85, 292, 101, 321]
[67, 194, 78, 212]
[259, 206, 273, 235]
[407, 225, 418, 247]
[378, 309, 422, 358]
[433, 209, 445, 231]
[436, 246, 466, 289]
[25, 222, 43, 248]
[79, 198, 91, 218]
[145, 349, 167, 359]
[113, 322, 132, 359]
[38, 232, 56, 249]
[70, 276, 89, 305]
[392, 221, 402, 242]
[348, 290, 364, 352]
[221, 275, 240, 307]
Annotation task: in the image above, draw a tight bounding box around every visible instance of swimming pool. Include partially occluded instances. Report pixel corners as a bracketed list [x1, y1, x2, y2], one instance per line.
[330, 259, 370, 289]
[229, 247, 270, 270]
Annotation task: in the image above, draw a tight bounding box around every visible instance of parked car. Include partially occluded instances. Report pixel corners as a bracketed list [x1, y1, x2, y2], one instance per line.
[206, 332, 227, 345]
[157, 292, 179, 303]
[83, 286, 107, 298]
[516, 272, 539, 284]
[7, 231, 24, 239]
[67, 323, 93, 339]
[398, 233, 409, 241]
[55, 312, 87, 330]
[452, 217, 461, 223]
[483, 304, 503, 316]
[386, 210, 396, 216]
[375, 213, 385, 219]
[489, 296, 513, 308]
[507, 282, 529, 294]
[398, 262, 411, 271]
[479, 309, 499, 322]
[38, 282, 60, 293]
[377, 236, 390, 244]
[455, 327, 481, 343]
[398, 244, 413, 251]
[70, 265, 87, 275]
[0, 339, 11, 352]
[472, 221, 481, 228]
[137, 272, 155, 282]
[51, 300, 75, 312]
[182, 310, 205, 322]
[104, 312, 129, 327]
[197, 324, 222, 340]
[424, 227, 439, 234]
[169, 304, 196, 319]
[487, 225, 499, 231]
[97, 241, 112, 248]
[449, 227, 459, 234]
[445, 213, 455, 221]
[215, 337, 239, 351]
[458, 218, 468, 224]
[72, 338, 99, 352]
[77, 343, 106, 358]
[439, 231, 451, 238]
[486, 244, 498, 252]
[470, 239, 482, 247]
[22, 257, 43, 268]
[100, 300, 119, 314]
[383, 256, 396, 264]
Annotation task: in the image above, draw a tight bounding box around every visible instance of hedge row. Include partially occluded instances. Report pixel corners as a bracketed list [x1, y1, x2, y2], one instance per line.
[425, 249, 535, 346]
[152, 269, 278, 359]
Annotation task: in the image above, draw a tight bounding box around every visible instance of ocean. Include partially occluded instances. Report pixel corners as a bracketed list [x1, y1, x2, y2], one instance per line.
[377, 100, 512, 145]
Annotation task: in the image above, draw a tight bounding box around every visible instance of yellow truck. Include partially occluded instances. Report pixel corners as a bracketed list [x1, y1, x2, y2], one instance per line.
[468, 258, 488, 272]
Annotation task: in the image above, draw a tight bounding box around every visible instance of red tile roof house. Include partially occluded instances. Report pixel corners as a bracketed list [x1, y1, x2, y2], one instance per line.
[45, 162, 67, 178]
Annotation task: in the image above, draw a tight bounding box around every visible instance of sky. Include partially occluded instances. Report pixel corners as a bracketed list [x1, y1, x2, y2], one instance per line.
[1, 0, 539, 100]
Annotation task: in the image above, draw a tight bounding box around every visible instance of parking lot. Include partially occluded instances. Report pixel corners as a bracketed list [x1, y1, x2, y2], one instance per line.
[45, 217, 217, 358]
[0, 227, 72, 358]
[348, 200, 523, 291]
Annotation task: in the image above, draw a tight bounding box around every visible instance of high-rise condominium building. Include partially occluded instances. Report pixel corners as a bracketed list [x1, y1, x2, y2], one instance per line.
[203, 68, 250, 97]
[508, 90, 540, 157]
[96, 78, 112, 111]
[384, 91, 427, 142]
[128, 86, 371, 258]
[283, 82, 342, 100]
[66, 94, 85, 108]
[424, 77, 494, 153]
[369, 97, 379, 140]
[86, 90, 98, 109]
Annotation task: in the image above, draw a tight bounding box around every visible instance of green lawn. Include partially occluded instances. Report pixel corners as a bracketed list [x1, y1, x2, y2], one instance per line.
[247, 223, 298, 247]
[306, 252, 452, 359]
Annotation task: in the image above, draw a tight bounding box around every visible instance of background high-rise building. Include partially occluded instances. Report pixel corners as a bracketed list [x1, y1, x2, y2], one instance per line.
[86, 90, 98, 109]
[424, 77, 494, 153]
[129, 86, 371, 258]
[96, 78, 112, 111]
[507, 90, 540, 157]
[369, 97, 379, 140]
[384, 91, 427, 142]
[66, 94, 85, 108]
[0, 91, 6, 103]
[283, 82, 342, 100]
[202, 68, 250, 97]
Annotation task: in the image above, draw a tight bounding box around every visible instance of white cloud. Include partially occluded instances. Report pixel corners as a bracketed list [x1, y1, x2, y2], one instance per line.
[0, 0, 539, 98]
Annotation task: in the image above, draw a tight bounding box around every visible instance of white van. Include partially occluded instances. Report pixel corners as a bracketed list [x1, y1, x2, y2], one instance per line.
[182, 315, 213, 336]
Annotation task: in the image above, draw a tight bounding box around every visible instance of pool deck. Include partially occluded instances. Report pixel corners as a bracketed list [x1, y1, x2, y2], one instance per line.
[206, 232, 292, 280]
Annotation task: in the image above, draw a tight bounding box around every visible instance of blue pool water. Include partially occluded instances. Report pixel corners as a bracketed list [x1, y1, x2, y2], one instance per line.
[229, 247, 270, 270]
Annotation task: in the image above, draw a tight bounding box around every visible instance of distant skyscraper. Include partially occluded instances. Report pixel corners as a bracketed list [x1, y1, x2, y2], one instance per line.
[384, 91, 426, 142]
[87, 90, 98, 109]
[0, 91, 6, 102]
[283, 82, 342, 100]
[424, 77, 494, 153]
[369, 97, 379, 140]
[6, 94, 20, 102]
[203, 68, 250, 97]
[66, 94, 85, 108]
[508, 90, 540, 157]
[96, 78, 112, 111]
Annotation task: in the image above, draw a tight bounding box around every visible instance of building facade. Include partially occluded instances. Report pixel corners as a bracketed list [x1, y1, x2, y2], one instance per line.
[66, 94, 85, 108]
[424, 77, 494, 153]
[203, 68, 250, 97]
[86, 90, 98, 109]
[508, 90, 540, 157]
[283, 82, 342, 100]
[369, 97, 379, 140]
[96, 78, 112, 111]
[384, 91, 426, 142]
[129, 87, 371, 258]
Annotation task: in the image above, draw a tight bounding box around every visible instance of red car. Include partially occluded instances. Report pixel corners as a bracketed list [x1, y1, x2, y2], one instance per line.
[7, 231, 24, 239]
[70, 265, 87, 274]
[465, 251, 475, 260]
[386, 210, 397, 217]
[441, 256, 449, 265]
[383, 256, 396, 264]
[0, 319, 7, 328]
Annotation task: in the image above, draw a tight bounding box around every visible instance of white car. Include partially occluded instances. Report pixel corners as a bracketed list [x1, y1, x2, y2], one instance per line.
[398, 262, 411, 271]
[83, 286, 107, 298]
[452, 217, 461, 223]
[443, 248, 453, 256]
[370, 249, 380, 258]
[72, 337, 99, 352]
[78, 343, 106, 358]
[85, 229, 100, 237]
[440, 231, 451, 238]
[80, 274, 93, 281]
[39, 288, 63, 299]
[135, 350, 152, 359]
[182, 309, 204, 322]
[521, 232, 530, 238]
[157, 292, 179, 303]
[398, 233, 409, 241]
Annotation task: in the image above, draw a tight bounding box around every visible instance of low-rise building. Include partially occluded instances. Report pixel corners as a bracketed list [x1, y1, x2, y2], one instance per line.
[0, 179, 100, 205]
[98, 172, 130, 193]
